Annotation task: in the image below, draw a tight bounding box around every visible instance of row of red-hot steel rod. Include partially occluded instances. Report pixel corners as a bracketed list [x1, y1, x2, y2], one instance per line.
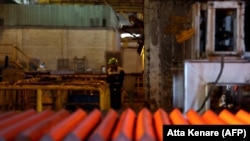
[0, 108, 250, 141]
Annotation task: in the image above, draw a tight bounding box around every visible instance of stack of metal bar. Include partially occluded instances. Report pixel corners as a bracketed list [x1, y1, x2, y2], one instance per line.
[0, 108, 249, 141]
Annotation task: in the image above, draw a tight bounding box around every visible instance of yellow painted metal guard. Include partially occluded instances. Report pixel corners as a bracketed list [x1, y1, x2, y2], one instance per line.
[0, 82, 110, 112]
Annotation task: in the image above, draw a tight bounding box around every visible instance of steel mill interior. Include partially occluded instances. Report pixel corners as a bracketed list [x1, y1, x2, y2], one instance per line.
[1, 0, 250, 141]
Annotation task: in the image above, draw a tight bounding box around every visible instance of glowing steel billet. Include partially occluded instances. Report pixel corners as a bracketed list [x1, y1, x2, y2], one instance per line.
[186, 109, 206, 125]
[112, 108, 136, 141]
[169, 108, 189, 125]
[40, 108, 87, 141]
[0, 110, 53, 141]
[88, 109, 118, 141]
[218, 109, 246, 124]
[153, 108, 171, 141]
[16, 109, 70, 141]
[0, 111, 17, 121]
[0, 109, 37, 131]
[135, 108, 156, 141]
[64, 109, 102, 141]
[202, 109, 226, 125]
[235, 109, 250, 124]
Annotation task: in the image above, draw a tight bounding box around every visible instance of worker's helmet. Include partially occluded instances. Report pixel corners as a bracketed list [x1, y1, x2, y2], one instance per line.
[108, 57, 118, 65]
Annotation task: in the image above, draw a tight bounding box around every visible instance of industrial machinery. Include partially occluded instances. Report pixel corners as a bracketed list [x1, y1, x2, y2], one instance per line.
[1, 1, 250, 140]
[182, 1, 250, 114]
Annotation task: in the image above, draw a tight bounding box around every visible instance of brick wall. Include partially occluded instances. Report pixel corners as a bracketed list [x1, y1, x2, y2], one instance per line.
[0, 28, 119, 71]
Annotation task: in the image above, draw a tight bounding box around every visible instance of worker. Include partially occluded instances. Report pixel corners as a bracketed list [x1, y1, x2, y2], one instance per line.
[106, 57, 125, 110]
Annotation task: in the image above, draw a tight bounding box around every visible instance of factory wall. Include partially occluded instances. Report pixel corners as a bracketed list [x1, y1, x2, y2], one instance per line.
[0, 27, 120, 71]
[0, 3, 128, 72]
[122, 48, 143, 73]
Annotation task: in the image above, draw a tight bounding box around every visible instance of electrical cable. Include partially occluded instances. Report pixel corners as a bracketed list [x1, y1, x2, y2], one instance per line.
[196, 55, 224, 113]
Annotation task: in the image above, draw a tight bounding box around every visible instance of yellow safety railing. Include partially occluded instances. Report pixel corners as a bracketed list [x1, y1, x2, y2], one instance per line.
[0, 44, 39, 71]
[0, 81, 110, 112]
